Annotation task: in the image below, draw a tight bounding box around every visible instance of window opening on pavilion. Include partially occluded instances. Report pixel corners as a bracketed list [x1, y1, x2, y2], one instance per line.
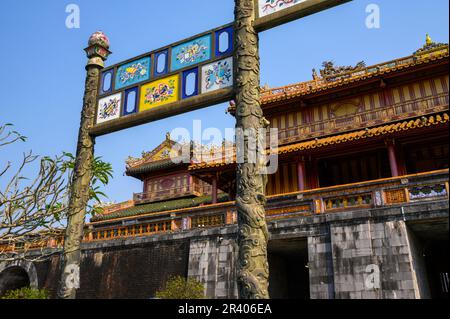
[404, 139, 449, 174]
[317, 149, 391, 188]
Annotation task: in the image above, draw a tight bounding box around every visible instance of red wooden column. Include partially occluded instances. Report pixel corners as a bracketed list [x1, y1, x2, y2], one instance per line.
[297, 157, 306, 191]
[308, 158, 320, 189]
[386, 139, 399, 177]
[395, 143, 407, 176]
[212, 174, 218, 204]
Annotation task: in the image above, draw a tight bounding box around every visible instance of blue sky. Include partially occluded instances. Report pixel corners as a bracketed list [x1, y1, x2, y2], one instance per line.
[0, 0, 448, 205]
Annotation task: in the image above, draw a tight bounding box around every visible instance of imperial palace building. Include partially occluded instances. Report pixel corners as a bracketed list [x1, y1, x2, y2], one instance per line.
[1, 37, 449, 299]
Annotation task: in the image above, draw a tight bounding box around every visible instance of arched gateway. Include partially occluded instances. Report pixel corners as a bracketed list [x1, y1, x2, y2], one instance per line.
[0, 260, 38, 296]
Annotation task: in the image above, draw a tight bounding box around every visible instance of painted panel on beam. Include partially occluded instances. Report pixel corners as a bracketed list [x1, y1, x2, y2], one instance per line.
[93, 23, 236, 135]
[258, 0, 308, 17]
[171, 35, 212, 72]
[139, 74, 180, 112]
[201, 57, 233, 93]
[97, 92, 122, 124]
[115, 57, 151, 90]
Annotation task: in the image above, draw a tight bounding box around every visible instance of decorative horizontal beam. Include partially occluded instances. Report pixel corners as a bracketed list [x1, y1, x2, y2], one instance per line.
[92, 1, 354, 137]
[254, 0, 352, 32]
[90, 87, 234, 136]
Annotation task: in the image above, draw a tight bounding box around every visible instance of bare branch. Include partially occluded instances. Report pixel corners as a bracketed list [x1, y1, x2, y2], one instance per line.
[0, 123, 112, 263]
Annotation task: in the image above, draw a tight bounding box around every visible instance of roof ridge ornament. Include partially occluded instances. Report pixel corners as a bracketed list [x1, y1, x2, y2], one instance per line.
[318, 60, 366, 79]
[426, 34, 433, 46]
[414, 34, 448, 55]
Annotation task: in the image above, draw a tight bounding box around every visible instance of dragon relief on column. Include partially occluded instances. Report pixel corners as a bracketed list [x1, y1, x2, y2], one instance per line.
[235, 0, 270, 299]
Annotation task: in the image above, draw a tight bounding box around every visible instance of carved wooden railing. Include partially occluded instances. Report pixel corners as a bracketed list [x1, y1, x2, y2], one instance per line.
[308, 169, 449, 213]
[133, 185, 193, 204]
[83, 169, 448, 242]
[191, 94, 449, 168]
[0, 237, 64, 254]
[133, 179, 212, 204]
[85, 220, 173, 242]
[274, 93, 449, 145]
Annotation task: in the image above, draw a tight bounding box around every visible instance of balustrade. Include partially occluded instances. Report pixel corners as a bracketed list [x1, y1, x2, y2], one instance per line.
[271, 93, 449, 145]
[134, 179, 212, 204]
[4, 170, 448, 249]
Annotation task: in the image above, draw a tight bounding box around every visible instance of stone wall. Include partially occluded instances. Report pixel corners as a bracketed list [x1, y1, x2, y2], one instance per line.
[4, 200, 446, 299]
[329, 220, 420, 299]
[187, 234, 238, 299]
[308, 230, 335, 299]
[270, 200, 448, 299]
[405, 225, 431, 298]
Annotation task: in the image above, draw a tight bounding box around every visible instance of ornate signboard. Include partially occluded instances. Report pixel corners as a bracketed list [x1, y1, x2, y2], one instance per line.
[258, 0, 308, 17]
[90, 1, 351, 137]
[254, 0, 351, 32]
[92, 23, 234, 136]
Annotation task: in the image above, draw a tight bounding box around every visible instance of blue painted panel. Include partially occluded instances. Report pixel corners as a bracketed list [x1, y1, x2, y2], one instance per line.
[171, 34, 212, 72]
[182, 68, 199, 99]
[123, 87, 139, 116]
[100, 69, 114, 95]
[115, 57, 151, 90]
[215, 27, 234, 57]
[154, 49, 169, 77]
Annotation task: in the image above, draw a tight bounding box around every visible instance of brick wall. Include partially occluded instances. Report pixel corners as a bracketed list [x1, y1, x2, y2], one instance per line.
[76, 240, 189, 299]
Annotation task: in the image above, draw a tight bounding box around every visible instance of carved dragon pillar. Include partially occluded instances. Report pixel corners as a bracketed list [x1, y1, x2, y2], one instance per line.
[234, 0, 270, 299]
[58, 32, 110, 299]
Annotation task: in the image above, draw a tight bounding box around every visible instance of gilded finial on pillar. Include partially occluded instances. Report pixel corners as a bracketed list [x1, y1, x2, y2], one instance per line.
[85, 31, 111, 68]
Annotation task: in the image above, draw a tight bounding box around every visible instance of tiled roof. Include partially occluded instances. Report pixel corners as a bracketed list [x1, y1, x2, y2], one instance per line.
[260, 46, 449, 105]
[189, 159, 236, 171]
[126, 158, 187, 177]
[188, 113, 449, 170]
[91, 193, 229, 222]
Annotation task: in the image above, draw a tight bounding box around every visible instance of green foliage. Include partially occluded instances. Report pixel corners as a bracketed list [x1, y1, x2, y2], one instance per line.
[155, 276, 205, 299]
[1, 287, 49, 299]
[60, 152, 114, 216]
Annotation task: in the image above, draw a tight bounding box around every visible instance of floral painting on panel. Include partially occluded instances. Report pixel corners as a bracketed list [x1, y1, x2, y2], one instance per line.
[258, 0, 306, 17]
[140, 74, 179, 111]
[171, 35, 211, 71]
[115, 57, 151, 90]
[201, 57, 233, 93]
[97, 93, 122, 124]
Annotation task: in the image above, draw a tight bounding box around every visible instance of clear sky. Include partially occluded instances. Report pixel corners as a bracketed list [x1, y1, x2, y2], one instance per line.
[0, 0, 448, 205]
